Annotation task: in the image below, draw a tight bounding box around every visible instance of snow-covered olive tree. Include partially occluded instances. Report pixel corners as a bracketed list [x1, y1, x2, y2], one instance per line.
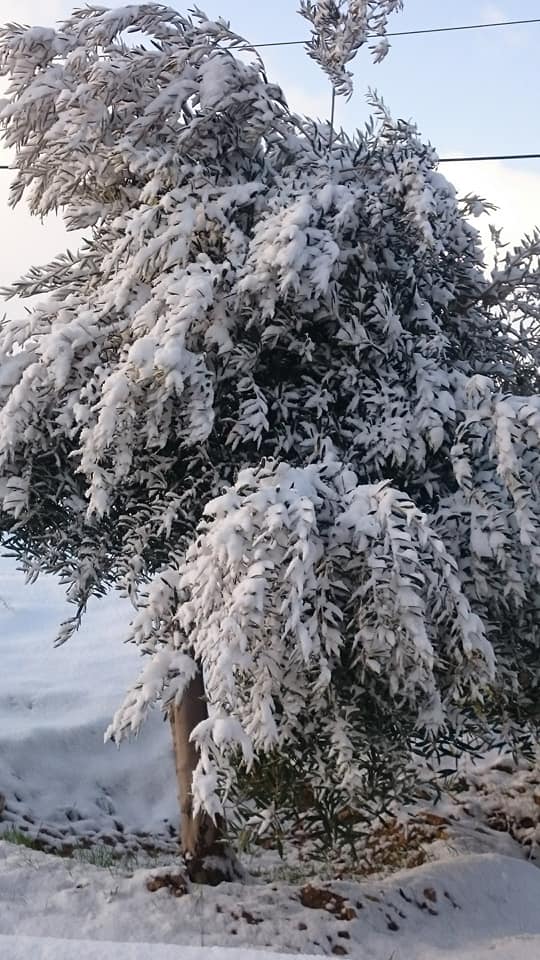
[1, 2, 540, 879]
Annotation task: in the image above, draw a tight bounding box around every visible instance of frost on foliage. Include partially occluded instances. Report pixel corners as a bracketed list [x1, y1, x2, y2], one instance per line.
[110, 459, 496, 817]
[299, 0, 403, 97]
[0, 5, 540, 815]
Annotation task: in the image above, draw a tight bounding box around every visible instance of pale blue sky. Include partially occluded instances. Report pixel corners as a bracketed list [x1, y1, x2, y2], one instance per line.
[1, 0, 540, 656]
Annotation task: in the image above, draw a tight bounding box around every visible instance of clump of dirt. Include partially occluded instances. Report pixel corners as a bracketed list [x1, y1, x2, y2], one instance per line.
[240, 909, 264, 925]
[146, 871, 188, 897]
[299, 884, 357, 920]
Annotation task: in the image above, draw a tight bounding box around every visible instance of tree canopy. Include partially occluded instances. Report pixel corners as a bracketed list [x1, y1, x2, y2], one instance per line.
[1, 3, 539, 824]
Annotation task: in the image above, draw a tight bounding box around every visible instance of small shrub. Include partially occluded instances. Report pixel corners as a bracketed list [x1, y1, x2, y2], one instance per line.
[1, 827, 42, 851]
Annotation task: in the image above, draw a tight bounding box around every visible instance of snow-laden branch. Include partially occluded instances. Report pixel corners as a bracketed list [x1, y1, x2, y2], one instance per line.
[299, 0, 403, 97]
[110, 458, 497, 817]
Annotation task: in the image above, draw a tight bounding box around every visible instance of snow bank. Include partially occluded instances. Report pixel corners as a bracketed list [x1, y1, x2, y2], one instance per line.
[0, 564, 177, 843]
[3, 937, 540, 960]
[0, 939, 317, 960]
[1, 566, 540, 960]
[1, 842, 539, 959]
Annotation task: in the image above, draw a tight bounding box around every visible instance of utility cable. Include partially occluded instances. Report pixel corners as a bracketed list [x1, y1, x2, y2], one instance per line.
[251, 17, 540, 48]
[439, 154, 540, 163]
[0, 16, 538, 169]
[5, 155, 540, 171]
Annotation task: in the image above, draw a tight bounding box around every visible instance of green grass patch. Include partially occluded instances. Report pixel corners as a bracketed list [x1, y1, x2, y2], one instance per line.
[1, 827, 43, 851]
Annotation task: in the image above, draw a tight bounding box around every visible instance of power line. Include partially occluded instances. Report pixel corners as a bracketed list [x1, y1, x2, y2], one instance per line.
[3, 154, 540, 171]
[252, 17, 540, 48]
[0, 15, 537, 171]
[438, 154, 540, 164]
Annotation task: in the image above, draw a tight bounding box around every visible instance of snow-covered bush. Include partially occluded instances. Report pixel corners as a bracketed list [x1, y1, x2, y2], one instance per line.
[1, 4, 540, 831]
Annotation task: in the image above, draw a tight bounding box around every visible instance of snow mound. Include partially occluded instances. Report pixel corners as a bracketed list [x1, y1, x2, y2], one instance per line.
[3, 938, 540, 960]
[3, 936, 540, 960]
[0, 939, 318, 960]
[0, 573, 178, 850]
[1, 844, 539, 959]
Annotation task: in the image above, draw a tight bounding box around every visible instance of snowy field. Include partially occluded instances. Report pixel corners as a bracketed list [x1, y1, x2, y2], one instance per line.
[1, 843, 540, 959]
[0, 563, 178, 847]
[1, 563, 540, 959]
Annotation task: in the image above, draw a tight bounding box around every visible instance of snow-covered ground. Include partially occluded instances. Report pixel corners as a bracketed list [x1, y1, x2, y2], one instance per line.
[1, 563, 540, 959]
[1, 843, 540, 959]
[0, 563, 178, 848]
[3, 942, 540, 960]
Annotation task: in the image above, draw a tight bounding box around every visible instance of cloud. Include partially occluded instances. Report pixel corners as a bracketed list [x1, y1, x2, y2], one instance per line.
[441, 159, 540, 254]
[1, 0, 68, 24]
[478, 1, 532, 49]
[480, 2, 507, 22]
[282, 83, 331, 121]
[0, 175, 77, 320]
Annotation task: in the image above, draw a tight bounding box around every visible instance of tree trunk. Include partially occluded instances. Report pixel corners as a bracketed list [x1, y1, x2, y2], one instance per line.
[169, 669, 238, 884]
